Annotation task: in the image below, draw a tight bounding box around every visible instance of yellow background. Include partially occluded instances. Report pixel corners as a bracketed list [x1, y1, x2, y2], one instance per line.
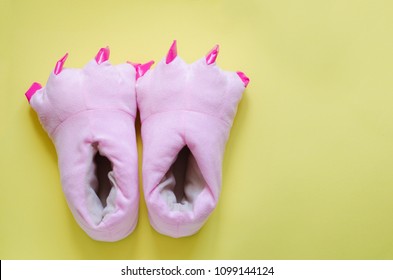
[1, 0, 393, 259]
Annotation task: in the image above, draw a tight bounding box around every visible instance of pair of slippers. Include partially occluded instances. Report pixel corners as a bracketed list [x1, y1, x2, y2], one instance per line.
[25, 40, 249, 241]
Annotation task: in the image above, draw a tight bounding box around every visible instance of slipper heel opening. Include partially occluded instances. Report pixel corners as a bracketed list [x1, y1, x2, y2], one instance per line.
[93, 151, 113, 208]
[159, 146, 207, 211]
[172, 146, 189, 203]
[86, 142, 118, 224]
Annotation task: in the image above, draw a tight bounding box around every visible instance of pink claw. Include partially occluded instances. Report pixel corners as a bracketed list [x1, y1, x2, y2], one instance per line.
[166, 40, 177, 64]
[206, 44, 219, 65]
[236, 71, 250, 87]
[127, 61, 154, 80]
[136, 60, 154, 80]
[54, 53, 68, 75]
[95, 46, 110, 64]
[25, 82, 42, 102]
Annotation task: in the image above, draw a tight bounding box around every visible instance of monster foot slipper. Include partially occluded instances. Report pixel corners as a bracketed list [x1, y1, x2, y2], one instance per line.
[25, 47, 139, 241]
[136, 41, 249, 238]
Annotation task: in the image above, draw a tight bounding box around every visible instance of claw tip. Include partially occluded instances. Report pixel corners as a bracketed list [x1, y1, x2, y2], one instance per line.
[166, 40, 177, 64]
[236, 71, 250, 87]
[206, 44, 219, 65]
[95, 46, 110, 64]
[53, 52, 68, 75]
[136, 60, 155, 80]
[25, 82, 42, 103]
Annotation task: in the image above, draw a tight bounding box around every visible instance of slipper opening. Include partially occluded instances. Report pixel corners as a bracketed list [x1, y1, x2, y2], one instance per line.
[93, 151, 113, 207]
[85, 143, 118, 224]
[159, 146, 206, 210]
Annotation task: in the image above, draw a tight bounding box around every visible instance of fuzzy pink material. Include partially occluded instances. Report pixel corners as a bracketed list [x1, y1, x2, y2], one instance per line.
[136, 44, 247, 238]
[27, 53, 139, 241]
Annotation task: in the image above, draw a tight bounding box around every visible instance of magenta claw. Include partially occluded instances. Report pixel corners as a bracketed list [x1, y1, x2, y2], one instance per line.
[136, 60, 155, 80]
[25, 82, 42, 102]
[206, 44, 219, 65]
[54, 53, 68, 75]
[166, 40, 177, 64]
[236, 71, 250, 87]
[95, 46, 110, 64]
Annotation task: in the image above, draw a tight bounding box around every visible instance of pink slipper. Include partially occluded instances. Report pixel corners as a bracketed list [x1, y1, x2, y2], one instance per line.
[25, 48, 139, 241]
[136, 41, 250, 238]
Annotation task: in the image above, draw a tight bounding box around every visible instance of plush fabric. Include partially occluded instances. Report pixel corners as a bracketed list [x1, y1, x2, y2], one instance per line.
[27, 53, 139, 242]
[136, 45, 247, 238]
